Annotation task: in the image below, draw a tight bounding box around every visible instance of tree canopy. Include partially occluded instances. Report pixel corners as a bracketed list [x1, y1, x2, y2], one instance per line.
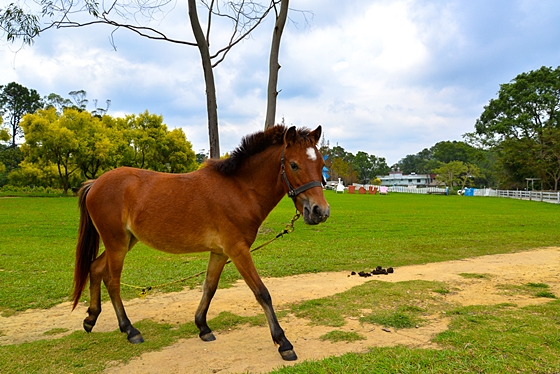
[468, 66, 560, 190]
[4, 65, 559, 192]
[0, 82, 42, 148]
[18, 108, 197, 194]
[319, 137, 389, 185]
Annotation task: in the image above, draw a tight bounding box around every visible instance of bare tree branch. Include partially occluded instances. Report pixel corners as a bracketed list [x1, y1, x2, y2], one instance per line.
[210, 1, 276, 67]
[1, 0, 304, 158]
[205, 0, 214, 45]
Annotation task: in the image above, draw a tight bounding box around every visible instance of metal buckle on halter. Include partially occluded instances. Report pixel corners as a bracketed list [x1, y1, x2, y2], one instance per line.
[281, 147, 323, 199]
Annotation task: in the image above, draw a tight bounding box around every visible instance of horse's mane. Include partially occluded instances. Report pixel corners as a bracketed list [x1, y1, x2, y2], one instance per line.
[206, 125, 315, 175]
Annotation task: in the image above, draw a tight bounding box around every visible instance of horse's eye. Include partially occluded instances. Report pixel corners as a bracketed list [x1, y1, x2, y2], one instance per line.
[290, 162, 298, 171]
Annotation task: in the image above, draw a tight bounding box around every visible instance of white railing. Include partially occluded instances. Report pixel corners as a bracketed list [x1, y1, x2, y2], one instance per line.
[385, 185, 560, 204]
[495, 190, 560, 204]
[473, 188, 497, 197]
[388, 186, 448, 194]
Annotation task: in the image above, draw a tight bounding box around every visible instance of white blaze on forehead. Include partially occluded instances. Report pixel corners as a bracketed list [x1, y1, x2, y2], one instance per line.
[306, 147, 318, 161]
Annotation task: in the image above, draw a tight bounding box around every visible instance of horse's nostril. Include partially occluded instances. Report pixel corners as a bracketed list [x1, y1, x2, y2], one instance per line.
[312, 205, 329, 219]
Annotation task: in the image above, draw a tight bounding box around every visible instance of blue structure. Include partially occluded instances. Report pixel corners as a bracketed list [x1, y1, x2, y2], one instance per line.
[464, 188, 476, 196]
[322, 155, 330, 181]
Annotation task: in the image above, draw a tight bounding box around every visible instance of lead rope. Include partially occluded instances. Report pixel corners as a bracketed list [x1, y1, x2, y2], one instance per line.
[121, 210, 301, 298]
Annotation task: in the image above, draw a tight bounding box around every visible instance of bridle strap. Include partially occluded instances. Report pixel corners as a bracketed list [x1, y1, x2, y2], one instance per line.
[281, 147, 324, 200]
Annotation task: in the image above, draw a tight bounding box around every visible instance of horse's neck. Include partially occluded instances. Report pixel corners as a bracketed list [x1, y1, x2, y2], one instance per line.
[238, 146, 286, 216]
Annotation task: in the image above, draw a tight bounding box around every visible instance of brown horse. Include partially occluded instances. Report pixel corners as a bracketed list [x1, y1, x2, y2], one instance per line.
[72, 125, 329, 361]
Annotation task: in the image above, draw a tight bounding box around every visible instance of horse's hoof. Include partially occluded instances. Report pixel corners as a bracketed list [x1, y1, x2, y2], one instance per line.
[83, 321, 94, 333]
[128, 332, 144, 344]
[279, 349, 298, 361]
[200, 332, 216, 342]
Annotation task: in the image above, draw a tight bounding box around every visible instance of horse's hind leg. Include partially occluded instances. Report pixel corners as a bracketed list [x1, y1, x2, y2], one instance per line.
[83, 251, 107, 333]
[195, 252, 229, 341]
[104, 241, 144, 344]
[228, 248, 297, 361]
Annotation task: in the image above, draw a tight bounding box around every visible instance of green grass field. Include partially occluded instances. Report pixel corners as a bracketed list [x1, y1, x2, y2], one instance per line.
[0, 192, 559, 372]
[1, 192, 559, 312]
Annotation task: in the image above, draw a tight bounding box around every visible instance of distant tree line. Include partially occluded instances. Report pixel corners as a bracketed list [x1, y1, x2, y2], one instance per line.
[396, 66, 560, 192]
[395, 140, 492, 190]
[469, 66, 560, 191]
[0, 83, 197, 194]
[2, 66, 558, 193]
[319, 136, 390, 186]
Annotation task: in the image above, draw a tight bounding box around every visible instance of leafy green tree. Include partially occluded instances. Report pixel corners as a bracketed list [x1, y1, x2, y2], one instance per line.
[353, 151, 372, 184]
[68, 90, 88, 111]
[432, 141, 494, 188]
[398, 140, 495, 188]
[102, 115, 135, 168]
[196, 151, 208, 165]
[542, 128, 560, 190]
[330, 145, 349, 161]
[399, 141, 480, 175]
[7, 159, 60, 188]
[331, 157, 350, 183]
[17, 107, 197, 191]
[119, 111, 169, 170]
[20, 108, 80, 194]
[458, 163, 481, 191]
[0, 144, 23, 186]
[0, 117, 8, 142]
[43, 90, 110, 116]
[370, 154, 390, 178]
[0, 82, 42, 148]
[494, 137, 540, 189]
[432, 141, 482, 164]
[67, 109, 113, 179]
[433, 161, 467, 190]
[352, 151, 390, 183]
[115, 110, 197, 173]
[0, 118, 6, 176]
[398, 148, 434, 174]
[160, 128, 198, 173]
[43, 93, 73, 114]
[468, 66, 560, 190]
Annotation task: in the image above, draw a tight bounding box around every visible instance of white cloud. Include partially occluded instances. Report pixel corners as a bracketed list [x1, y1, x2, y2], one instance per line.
[2, 0, 560, 165]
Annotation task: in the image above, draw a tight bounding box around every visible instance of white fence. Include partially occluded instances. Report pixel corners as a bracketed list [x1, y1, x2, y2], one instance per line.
[388, 186, 448, 194]
[386, 185, 560, 204]
[494, 190, 560, 204]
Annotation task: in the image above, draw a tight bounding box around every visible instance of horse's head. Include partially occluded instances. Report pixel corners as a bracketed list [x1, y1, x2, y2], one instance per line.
[281, 126, 330, 225]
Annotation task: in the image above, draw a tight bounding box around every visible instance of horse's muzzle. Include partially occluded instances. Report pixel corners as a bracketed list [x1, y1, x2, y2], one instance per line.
[303, 204, 330, 225]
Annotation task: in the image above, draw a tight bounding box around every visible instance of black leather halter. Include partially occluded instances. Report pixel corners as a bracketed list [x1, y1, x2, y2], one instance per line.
[281, 147, 324, 200]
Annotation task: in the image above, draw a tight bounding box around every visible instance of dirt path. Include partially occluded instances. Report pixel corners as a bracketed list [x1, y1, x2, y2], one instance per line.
[2, 247, 559, 373]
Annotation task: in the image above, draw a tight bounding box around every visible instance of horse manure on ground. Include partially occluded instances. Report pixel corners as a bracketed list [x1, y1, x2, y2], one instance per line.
[350, 267, 394, 277]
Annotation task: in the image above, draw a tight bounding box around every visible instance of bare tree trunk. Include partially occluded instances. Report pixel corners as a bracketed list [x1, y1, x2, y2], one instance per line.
[188, 0, 220, 159]
[264, 0, 289, 130]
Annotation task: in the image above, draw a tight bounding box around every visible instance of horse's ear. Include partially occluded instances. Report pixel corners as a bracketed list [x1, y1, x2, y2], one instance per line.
[284, 126, 297, 146]
[309, 125, 322, 145]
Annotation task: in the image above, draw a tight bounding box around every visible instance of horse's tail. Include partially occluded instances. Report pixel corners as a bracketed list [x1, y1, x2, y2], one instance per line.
[72, 180, 99, 310]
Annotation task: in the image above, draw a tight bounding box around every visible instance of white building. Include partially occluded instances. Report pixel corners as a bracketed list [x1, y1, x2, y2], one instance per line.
[377, 171, 437, 187]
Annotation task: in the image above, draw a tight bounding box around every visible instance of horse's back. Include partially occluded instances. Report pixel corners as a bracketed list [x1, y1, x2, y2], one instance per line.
[86, 167, 235, 254]
[89, 166, 205, 204]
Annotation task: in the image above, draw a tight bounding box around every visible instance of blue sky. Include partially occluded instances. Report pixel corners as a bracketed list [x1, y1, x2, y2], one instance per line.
[2, 0, 560, 165]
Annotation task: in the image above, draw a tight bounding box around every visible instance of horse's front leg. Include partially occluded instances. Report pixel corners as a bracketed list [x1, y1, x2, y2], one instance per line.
[228, 247, 297, 361]
[195, 251, 229, 341]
